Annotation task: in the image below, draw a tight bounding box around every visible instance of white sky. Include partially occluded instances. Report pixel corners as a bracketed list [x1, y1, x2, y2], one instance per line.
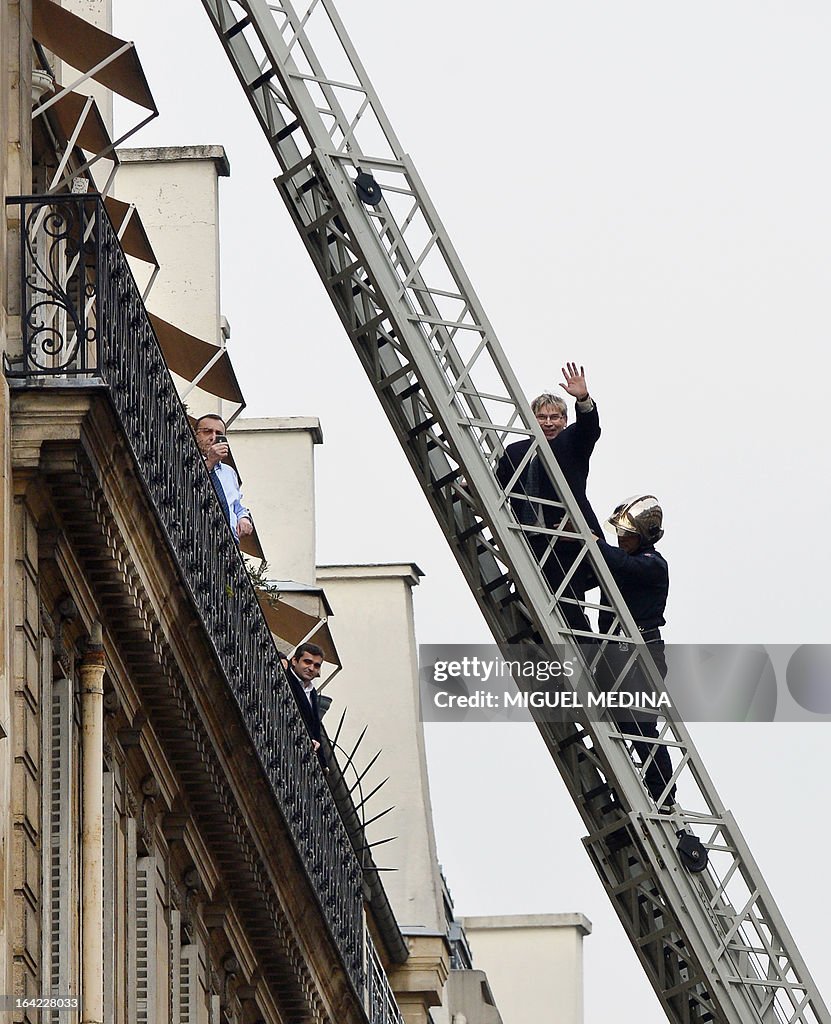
[114, 2, 830, 1020]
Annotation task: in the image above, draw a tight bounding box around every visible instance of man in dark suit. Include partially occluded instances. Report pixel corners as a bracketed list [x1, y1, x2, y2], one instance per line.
[286, 642, 324, 753]
[496, 363, 601, 633]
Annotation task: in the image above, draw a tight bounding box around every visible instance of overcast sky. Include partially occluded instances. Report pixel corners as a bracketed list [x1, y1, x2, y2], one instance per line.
[114, 2, 830, 1020]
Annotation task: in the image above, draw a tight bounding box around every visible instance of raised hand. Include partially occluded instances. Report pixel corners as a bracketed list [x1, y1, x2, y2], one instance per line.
[559, 362, 589, 401]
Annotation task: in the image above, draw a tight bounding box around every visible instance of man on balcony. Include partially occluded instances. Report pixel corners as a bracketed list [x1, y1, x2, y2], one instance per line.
[194, 414, 254, 542]
[286, 643, 324, 756]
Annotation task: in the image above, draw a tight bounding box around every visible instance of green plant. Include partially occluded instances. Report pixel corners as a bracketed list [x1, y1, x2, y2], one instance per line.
[244, 557, 281, 606]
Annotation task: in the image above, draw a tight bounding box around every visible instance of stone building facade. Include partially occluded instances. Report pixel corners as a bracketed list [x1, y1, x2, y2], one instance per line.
[1, 3, 410, 1022]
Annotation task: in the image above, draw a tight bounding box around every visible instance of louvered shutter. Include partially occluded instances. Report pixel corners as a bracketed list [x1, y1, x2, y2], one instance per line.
[135, 856, 157, 1024]
[45, 675, 77, 1024]
[179, 944, 200, 1024]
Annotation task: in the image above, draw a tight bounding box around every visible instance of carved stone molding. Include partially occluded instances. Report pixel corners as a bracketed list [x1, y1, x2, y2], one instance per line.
[125, 783, 138, 820]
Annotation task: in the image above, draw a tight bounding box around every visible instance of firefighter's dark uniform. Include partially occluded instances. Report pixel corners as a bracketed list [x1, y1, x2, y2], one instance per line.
[597, 538, 675, 805]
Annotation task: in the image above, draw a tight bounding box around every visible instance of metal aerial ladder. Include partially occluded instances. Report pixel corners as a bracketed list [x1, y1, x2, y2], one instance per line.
[197, 3, 828, 1022]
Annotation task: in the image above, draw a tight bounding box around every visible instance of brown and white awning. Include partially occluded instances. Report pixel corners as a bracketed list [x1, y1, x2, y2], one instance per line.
[32, 0, 157, 189]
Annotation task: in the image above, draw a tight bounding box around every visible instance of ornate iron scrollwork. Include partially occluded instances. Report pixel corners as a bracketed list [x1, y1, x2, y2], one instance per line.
[17, 198, 98, 374]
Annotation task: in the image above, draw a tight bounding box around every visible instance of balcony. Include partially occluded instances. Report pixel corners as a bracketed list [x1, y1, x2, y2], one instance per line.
[6, 192, 405, 1024]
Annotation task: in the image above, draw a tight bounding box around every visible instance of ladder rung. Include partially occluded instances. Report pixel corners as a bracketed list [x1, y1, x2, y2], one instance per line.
[407, 416, 436, 438]
[303, 210, 338, 239]
[433, 469, 461, 490]
[297, 176, 319, 195]
[274, 118, 301, 141]
[557, 729, 587, 751]
[224, 16, 250, 39]
[249, 68, 276, 91]
[505, 626, 536, 644]
[605, 825, 632, 851]
[482, 573, 510, 593]
[458, 521, 485, 542]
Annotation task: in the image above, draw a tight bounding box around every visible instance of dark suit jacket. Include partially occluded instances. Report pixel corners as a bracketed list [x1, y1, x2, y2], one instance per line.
[596, 540, 668, 633]
[496, 402, 602, 536]
[286, 667, 321, 744]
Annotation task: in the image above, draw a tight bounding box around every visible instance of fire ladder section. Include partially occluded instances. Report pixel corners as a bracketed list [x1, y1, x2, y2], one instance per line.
[196, 3, 828, 1023]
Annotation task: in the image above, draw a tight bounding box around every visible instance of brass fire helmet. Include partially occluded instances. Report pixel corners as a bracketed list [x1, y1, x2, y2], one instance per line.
[607, 495, 664, 545]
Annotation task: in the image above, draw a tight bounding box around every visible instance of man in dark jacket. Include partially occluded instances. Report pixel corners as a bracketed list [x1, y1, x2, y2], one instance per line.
[595, 495, 675, 808]
[286, 642, 324, 754]
[496, 363, 601, 632]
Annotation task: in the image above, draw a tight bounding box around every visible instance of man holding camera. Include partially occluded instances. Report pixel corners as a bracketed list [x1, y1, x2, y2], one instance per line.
[194, 414, 253, 541]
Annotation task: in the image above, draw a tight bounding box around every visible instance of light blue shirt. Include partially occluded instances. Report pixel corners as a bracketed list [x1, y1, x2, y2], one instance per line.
[213, 461, 251, 538]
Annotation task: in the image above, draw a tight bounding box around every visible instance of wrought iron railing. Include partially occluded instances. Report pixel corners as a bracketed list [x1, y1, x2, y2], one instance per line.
[7, 195, 101, 376]
[6, 194, 376, 997]
[366, 931, 406, 1024]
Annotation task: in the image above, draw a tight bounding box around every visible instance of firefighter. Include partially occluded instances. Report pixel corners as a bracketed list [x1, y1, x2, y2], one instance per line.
[595, 496, 676, 808]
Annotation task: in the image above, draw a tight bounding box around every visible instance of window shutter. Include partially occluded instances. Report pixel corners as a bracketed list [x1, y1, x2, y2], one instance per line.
[178, 944, 200, 1024]
[46, 674, 77, 1024]
[169, 908, 181, 1024]
[103, 772, 116, 1024]
[136, 856, 157, 1024]
[126, 818, 138, 1023]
